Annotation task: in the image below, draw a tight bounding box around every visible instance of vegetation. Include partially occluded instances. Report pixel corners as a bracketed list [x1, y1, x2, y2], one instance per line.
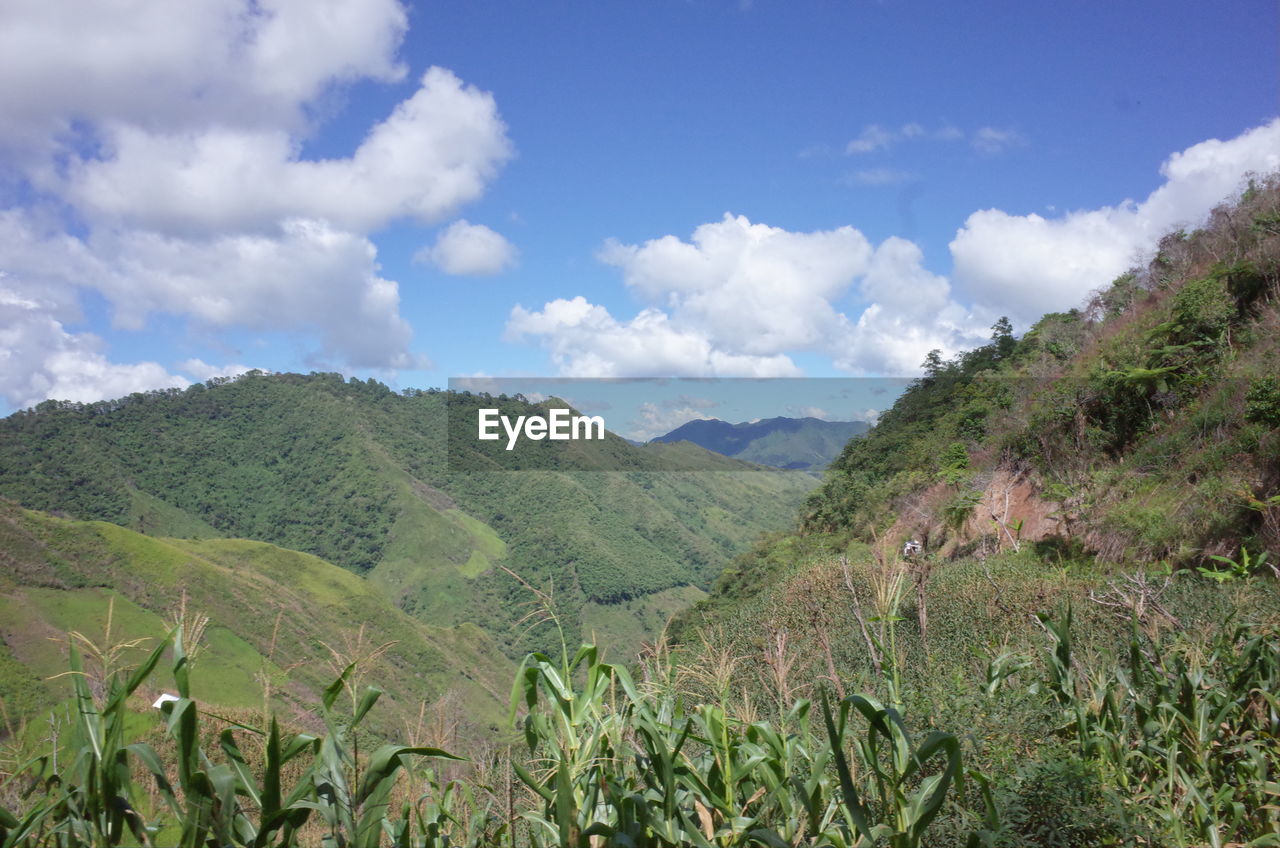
[0, 500, 513, 738]
[0, 376, 814, 661]
[3, 178, 1280, 845]
[802, 174, 1280, 566]
[670, 175, 1280, 845]
[4, 564, 1278, 846]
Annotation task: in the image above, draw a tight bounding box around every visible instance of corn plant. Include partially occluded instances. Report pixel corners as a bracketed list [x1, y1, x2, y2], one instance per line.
[1033, 611, 1280, 847]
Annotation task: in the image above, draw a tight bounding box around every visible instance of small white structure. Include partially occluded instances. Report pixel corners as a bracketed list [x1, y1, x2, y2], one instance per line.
[152, 693, 180, 709]
[902, 539, 923, 558]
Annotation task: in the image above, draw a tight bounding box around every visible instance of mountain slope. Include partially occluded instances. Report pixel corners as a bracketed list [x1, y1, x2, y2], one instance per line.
[0, 377, 815, 657]
[802, 177, 1280, 565]
[653, 416, 869, 469]
[0, 499, 513, 732]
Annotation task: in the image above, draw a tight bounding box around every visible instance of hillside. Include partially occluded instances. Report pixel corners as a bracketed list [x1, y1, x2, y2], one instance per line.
[653, 416, 870, 470]
[662, 175, 1280, 848]
[0, 377, 814, 659]
[799, 176, 1280, 566]
[0, 499, 513, 735]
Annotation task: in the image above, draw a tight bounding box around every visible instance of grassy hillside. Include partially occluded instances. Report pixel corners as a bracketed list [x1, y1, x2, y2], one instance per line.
[0, 499, 512, 734]
[0, 376, 814, 657]
[802, 175, 1280, 566]
[666, 176, 1280, 846]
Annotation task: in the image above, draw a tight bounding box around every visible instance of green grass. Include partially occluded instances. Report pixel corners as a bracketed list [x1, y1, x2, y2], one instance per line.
[0, 501, 514, 737]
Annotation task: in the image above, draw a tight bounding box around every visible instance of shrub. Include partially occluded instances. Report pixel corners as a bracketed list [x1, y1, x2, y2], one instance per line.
[1244, 375, 1280, 427]
[999, 754, 1125, 847]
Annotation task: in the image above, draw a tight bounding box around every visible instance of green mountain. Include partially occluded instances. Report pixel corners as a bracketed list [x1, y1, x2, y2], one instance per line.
[0, 499, 513, 736]
[0, 376, 814, 667]
[688, 177, 1279, 631]
[653, 416, 871, 469]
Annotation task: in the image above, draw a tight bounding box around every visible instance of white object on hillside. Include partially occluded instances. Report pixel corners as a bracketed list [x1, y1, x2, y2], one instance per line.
[152, 693, 181, 709]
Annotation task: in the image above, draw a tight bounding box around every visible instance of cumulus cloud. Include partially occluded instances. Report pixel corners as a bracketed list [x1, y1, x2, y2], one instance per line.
[506, 296, 803, 378]
[417, 219, 518, 275]
[510, 121, 1279, 381]
[64, 68, 511, 235]
[0, 0, 409, 152]
[836, 237, 988, 374]
[0, 0, 509, 409]
[0, 285, 188, 410]
[509, 216, 988, 379]
[951, 118, 1280, 322]
[599, 214, 872, 355]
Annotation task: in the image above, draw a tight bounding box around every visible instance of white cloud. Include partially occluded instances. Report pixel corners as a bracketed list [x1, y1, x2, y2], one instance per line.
[509, 216, 989, 378]
[842, 122, 1013, 157]
[417, 219, 518, 275]
[0, 0, 510, 408]
[0, 285, 188, 409]
[836, 237, 988, 374]
[628, 401, 719, 441]
[64, 68, 511, 235]
[846, 124, 896, 154]
[950, 118, 1280, 323]
[0, 0, 409, 153]
[971, 126, 1023, 155]
[599, 213, 873, 355]
[506, 296, 802, 378]
[103, 220, 424, 369]
[178, 359, 260, 381]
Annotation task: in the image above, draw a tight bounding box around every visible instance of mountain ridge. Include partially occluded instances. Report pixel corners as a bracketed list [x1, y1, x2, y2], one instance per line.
[652, 415, 870, 469]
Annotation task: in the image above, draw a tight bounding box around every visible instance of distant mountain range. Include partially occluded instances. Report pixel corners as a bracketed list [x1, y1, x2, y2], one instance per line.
[652, 416, 870, 470]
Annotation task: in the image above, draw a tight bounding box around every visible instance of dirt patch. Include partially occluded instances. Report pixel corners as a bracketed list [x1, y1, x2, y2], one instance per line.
[888, 465, 1073, 558]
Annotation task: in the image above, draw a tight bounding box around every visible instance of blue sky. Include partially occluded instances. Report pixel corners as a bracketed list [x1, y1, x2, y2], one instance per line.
[1, 0, 1277, 417]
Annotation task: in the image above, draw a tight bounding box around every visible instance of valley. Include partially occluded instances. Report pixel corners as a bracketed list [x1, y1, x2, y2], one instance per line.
[2, 177, 1279, 846]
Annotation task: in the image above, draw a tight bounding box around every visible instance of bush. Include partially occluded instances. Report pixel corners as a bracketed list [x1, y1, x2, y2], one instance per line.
[999, 754, 1126, 847]
[1244, 375, 1280, 427]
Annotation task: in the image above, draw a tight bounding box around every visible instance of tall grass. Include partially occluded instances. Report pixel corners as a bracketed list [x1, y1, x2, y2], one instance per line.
[1, 623, 975, 847]
[6, 599, 1277, 847]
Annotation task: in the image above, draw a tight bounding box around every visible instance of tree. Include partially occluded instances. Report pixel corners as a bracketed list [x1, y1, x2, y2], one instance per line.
[991, 316, 1016, 359]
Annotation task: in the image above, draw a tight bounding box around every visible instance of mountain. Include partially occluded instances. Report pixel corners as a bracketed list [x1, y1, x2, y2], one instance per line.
[682, 176, 1280, 636]
[0, 376, 815, 678]
[652, 416, 870, 469]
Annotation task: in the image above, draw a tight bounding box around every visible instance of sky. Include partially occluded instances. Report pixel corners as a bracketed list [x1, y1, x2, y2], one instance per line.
[1, 0, 1278, 419]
